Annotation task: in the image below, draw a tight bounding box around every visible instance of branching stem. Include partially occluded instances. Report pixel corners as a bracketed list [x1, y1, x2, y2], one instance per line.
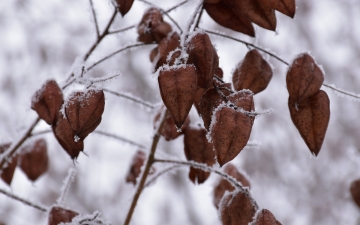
[123, 109, 168, 225]
[0, 188, 47, 212]
[89, 0, 100, 38]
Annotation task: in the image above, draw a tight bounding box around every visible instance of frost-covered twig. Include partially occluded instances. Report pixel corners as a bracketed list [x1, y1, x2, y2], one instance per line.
[123, 109, 168, 225]
[205, 29, 289, 66]
[57, 168, 76, 206]
[137, 0, 183, 34]
[86, 43, 149, 71]
[323, 83, 360, 100]
[89, 0, 100, 38]
[144, 165, 183, 187]
[0, 188, 47, 212]
[81, 73, 122, 88]
[103, 88, 154, 109]
[194, 5, 203, 29]
[69, 211, 112, 225]
[180, 1, 203, 47]
[153, 159, 256, 205]
[0, 117, 40, 173]
[109, 25, 135, 35]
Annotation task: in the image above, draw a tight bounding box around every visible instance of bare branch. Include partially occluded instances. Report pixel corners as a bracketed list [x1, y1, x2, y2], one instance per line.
[0, 188, 47, 212]
[57, 168, 76, 205]
[323, 83, 360, 100]
[109, 25, 135, 35]
[103, 88, 155, 109]
[93, 130, 146, 149]
[89, 0, 100, 38]
[145, 165, 182, 187]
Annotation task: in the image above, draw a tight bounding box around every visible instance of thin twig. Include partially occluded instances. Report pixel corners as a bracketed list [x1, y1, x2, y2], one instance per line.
[89, 0, 100, 38]
[83, 73, 122, 88]
[165, 0, 188, 13]
[137, 0, 183, 34]
[123, 109, 168, 225]
[145, 165, 183, 187]
[86, 43, 149, 71]
[109, 25, 135, 35]
[194, 5, 203, 29]
[153, 159, 256, 206]
[322, 83, 360, 100]
[0, 188, 47, 212]
[57, 168, 76, 205]
[204, 29, 289, 65]
[0, 117, 40, 173]
[103, 88, 154, 109]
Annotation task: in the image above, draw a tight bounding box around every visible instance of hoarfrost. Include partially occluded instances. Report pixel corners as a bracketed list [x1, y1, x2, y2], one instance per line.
[61, 211, 112, 225]
[324, 83, 360, 102]
[74, 135, 80, 142]
[206, 102, 227, 143]
[57, 168, 76, 206]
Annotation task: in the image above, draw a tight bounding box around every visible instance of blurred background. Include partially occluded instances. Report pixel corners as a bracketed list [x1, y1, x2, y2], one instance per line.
[1, 0, 360, 224]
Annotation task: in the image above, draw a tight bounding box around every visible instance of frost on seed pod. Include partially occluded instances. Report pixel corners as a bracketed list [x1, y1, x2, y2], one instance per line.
[286, 53, 325, 104]
[0, 143, 18, 186]
[53, 89, 105, 159]
[48, 206, 79, 225]
[220, 189, 258, 225]
[288, 90, 330, 156]
[199, 83, 233, 130]
[350, 179, 360, 209]
[158, 65, 198, 129]
[19, 139, 48, 181]
[116, 0, 134, 17]
[204, 1, 255, 37]
[187, 32, 219, 89]
[213, 163, 251, 208]
[183, 126, 215, 184]
[251, 209, 282, 225]
[210, 103, 252, 166]
[153, 105, 190, 141]
[31, 79, 64, 125]
[232, 49, 272, 94]
[137, 8, 172, 44]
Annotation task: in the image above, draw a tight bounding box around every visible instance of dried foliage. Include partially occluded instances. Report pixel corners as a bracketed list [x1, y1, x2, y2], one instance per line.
[350, 179, 360, 209]
[251, 209, 282, 225]
[48, 206, 79, 225]
[116, 0, 134, 17]
[0, 143, 17, 185]
[183, 126, 215, 184]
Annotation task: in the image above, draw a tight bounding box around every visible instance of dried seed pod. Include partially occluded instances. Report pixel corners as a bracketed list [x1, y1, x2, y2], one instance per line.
[286, 53, 325, 103]
[184, 126, 215, 184]
[232, 49, 273, 94]
[158, 65, 198, 129]
[213, 163, 251, 208]
[0, 143, 18, 186]
[204, 1, 255, 37]
[137, 8, 172, 44]
[199, 83, 233, 130]
[187, 32, 218, 89]
[288, 90, 330, 156]
[234, 0, 277, 31]
[210, 105, 252, 166]
[153, 105, 190, 140]
[31, 79, 64, 125]
[227, 90, 255, 125]
[268, 0, 295, 18]
[48, 206, 79, 225]
[251, 209, 282, 225]
[116, 0, 134, 17]
[126, 151, 146, 185]
[53, 89, 105, 159]
[19, 139, 48, 181]
[220, 190, 258, 225]
[350, 179, 360, 209]
[151, 32, 181, 71]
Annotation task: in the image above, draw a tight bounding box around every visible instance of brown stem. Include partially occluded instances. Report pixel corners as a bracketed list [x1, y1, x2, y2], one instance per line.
[0, 188, 47, 212]
[89, 0, 100, 38]
[123, 109, 168, 225]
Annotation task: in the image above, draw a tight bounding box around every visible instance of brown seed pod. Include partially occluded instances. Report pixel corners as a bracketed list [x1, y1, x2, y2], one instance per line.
[204, 1, 255, 37]
[251, 209, 282, 225]
[158, 65, 198, 129]
[53, 89, 105, 159]
[288, 90, 330, 156]
[234, 0, 277, 31]
[232, 49, 273, 94]
[183, 126, 215, 184]
[350, 179, 360, 209]
[31, 79, 64, 125]
[267, 0, 295, 18]
[137, 8, 172, 44]
[116, 0, 134, 17]
[210, 105, 252, 166]
[213, 163, 251, 208]
[187, 32, 218, 89]
[19, 139, 48, 181]
[153, 105, 190, 140]
[0, 143, 18, 186]
[286, 53, 325, 104]
[126, 151, 146, 185]
[199, 83, 233, 130]
[48, 206, 79, 225]
[220, 190, 258, 225]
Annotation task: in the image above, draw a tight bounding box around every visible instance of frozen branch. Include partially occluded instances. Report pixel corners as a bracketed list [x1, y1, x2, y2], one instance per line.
[144, 165, 183, 187]
[57, 168, 76, 206]
[0, 188, 47, 212]
[103, 88, 154, 109]
[89, 0, 100, 38]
